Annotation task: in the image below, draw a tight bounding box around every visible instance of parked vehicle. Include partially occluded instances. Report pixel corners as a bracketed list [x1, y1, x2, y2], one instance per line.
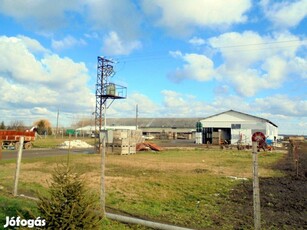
[0, 130, 36, 149]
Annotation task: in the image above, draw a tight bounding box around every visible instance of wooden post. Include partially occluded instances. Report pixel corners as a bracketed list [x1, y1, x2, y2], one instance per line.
[13, 136, 24, 196]
[294, 144, 299, 177]
[288, 140, 293, 158]
[252, 141, 261, 230]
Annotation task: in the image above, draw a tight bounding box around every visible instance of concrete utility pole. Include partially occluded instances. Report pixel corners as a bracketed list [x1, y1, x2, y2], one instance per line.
[56, 109, 59, 136]
[100, 108, 107, 216]
[252, 141, 261, 230]
[135, 104, 138, 130]
[13, 136, 24, 196]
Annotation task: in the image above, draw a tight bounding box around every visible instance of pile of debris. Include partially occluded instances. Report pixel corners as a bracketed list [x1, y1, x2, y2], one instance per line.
[136, 142, 163, 151]
[59, 140, 93, 149]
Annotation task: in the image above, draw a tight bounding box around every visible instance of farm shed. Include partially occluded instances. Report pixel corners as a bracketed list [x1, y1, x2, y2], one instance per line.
[199, 110, 278, 145]
[133, 118, 199, 140]
[76, 118, 200, 140]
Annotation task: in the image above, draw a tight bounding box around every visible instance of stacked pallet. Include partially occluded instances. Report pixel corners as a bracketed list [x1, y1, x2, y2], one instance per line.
[108, 130, 143, 155]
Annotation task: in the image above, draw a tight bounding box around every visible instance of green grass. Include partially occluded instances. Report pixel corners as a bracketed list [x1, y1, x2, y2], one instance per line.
[0, 147, 285, 229]
[0, 192, 149, 230]
[0, 193, 40, 228]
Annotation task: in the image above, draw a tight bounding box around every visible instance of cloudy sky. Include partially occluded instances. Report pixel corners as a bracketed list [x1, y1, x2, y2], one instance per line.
[0, 0, 306, 134]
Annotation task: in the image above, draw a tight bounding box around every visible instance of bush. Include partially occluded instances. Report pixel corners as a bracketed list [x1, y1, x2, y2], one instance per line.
[37, 164, 102, 229]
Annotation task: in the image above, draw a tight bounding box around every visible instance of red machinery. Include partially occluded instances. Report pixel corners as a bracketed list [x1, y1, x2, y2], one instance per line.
[0, 130, 36, 149]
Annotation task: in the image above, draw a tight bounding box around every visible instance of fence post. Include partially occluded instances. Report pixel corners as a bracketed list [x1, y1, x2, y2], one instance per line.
[252, 141, 261, 230]
[13, 136, 24, 196]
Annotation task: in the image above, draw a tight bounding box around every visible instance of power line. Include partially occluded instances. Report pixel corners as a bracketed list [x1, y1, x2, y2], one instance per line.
[214, 39, 305, 49]
[218, 44, 304, 54]
[113, 39, 306, 63]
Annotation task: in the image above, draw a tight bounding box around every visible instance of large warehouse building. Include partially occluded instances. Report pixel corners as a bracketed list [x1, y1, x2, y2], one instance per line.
[199, 110, 278, 145]
[76, 118, 200, 140]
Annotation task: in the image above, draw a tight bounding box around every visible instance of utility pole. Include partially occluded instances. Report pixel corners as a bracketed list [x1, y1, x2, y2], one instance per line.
[95, 57, 114, 152]
[13, 137, 24, 196]
[135, 104, 138, 130]
[251, 132, 264, 230]
[56, 109, 59, 137]
[252, 141, 261, 230]
[94, 56, 127, 216]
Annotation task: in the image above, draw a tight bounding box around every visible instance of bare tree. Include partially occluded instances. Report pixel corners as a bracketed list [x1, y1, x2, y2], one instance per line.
[72, 117, 93, 128]
[0, 121, 5, 129]
[8, 120, 25, 130]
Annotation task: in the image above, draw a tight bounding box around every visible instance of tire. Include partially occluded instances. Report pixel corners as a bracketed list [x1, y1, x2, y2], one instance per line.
[14, 142, 20, 150]
[24, 142, 32, 149]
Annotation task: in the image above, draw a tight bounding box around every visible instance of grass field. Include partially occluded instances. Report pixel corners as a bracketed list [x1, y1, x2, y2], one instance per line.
[0, 139, 287, 229]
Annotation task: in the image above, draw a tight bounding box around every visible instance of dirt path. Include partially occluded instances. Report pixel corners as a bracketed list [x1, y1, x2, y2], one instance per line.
[223, 142, 307, 229]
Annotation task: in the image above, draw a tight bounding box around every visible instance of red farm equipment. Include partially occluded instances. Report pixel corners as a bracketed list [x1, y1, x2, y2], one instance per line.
[0, 130, 36, 149]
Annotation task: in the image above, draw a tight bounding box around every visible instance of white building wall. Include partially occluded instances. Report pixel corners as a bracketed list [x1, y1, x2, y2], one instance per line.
[231, 129, 252, 144]
[200, 111, 278, 145]
[266, 123, 278, 142]
[200, 121, 231, 128]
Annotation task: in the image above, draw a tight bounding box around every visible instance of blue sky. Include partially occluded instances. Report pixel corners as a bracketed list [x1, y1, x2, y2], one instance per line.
[0, 0, 306, 134]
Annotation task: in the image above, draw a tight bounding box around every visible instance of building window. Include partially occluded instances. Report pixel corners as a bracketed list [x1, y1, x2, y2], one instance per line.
[231, 124, 241, 129]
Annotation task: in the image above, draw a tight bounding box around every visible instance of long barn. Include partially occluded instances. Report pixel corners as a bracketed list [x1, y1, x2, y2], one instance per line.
[199, 110, 278, 145]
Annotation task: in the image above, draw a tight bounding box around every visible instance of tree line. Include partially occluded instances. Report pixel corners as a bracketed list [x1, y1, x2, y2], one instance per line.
[0, 119, 52, 135]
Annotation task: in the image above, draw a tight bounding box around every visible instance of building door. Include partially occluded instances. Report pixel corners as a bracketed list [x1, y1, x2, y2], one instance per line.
[202, 128, 213, 144]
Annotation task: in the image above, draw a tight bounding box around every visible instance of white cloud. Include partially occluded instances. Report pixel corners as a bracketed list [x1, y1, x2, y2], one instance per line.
[17, 35, 49, 53]
[102, 31, 142, 56]
[298, 122, 307, 128]
[169, 52, 215, 82]
[260, 0, 307, 28]
[189, 37, 206, 46]
[289, 57, 307, 79]
[0, 0, 81, 31]
[209, 31, 304, 96]
[170, 31, 305, 97]
[74, 90, 307, 134]
[109, 90, 216, 118]
[85, 0, 141, 39]
[0, 36, 44, 83]
[142, 0, 252, 35]
[253, 95, 307, 117]
[157, 90, 307, 134]
[0, 36, 94, 125]
[209, 31, 264, 67]
[0, 1, 141, 37]
[160, 90, 216, 117]
[109, 92, 160, 117]
[52, 35, 87, 51]
[32, 107, 51, 115]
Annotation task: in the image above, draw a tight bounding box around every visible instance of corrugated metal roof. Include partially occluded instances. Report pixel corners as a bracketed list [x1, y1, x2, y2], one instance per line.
[106, 118, 200, 128]
[200, 110, 278, 127]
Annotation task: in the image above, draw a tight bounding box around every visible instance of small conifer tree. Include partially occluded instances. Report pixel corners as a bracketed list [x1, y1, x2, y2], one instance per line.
[37, 165, 102, 229]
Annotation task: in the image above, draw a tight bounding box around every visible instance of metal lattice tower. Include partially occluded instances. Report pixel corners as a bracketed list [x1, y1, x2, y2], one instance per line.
[94, 56, 127, 151]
